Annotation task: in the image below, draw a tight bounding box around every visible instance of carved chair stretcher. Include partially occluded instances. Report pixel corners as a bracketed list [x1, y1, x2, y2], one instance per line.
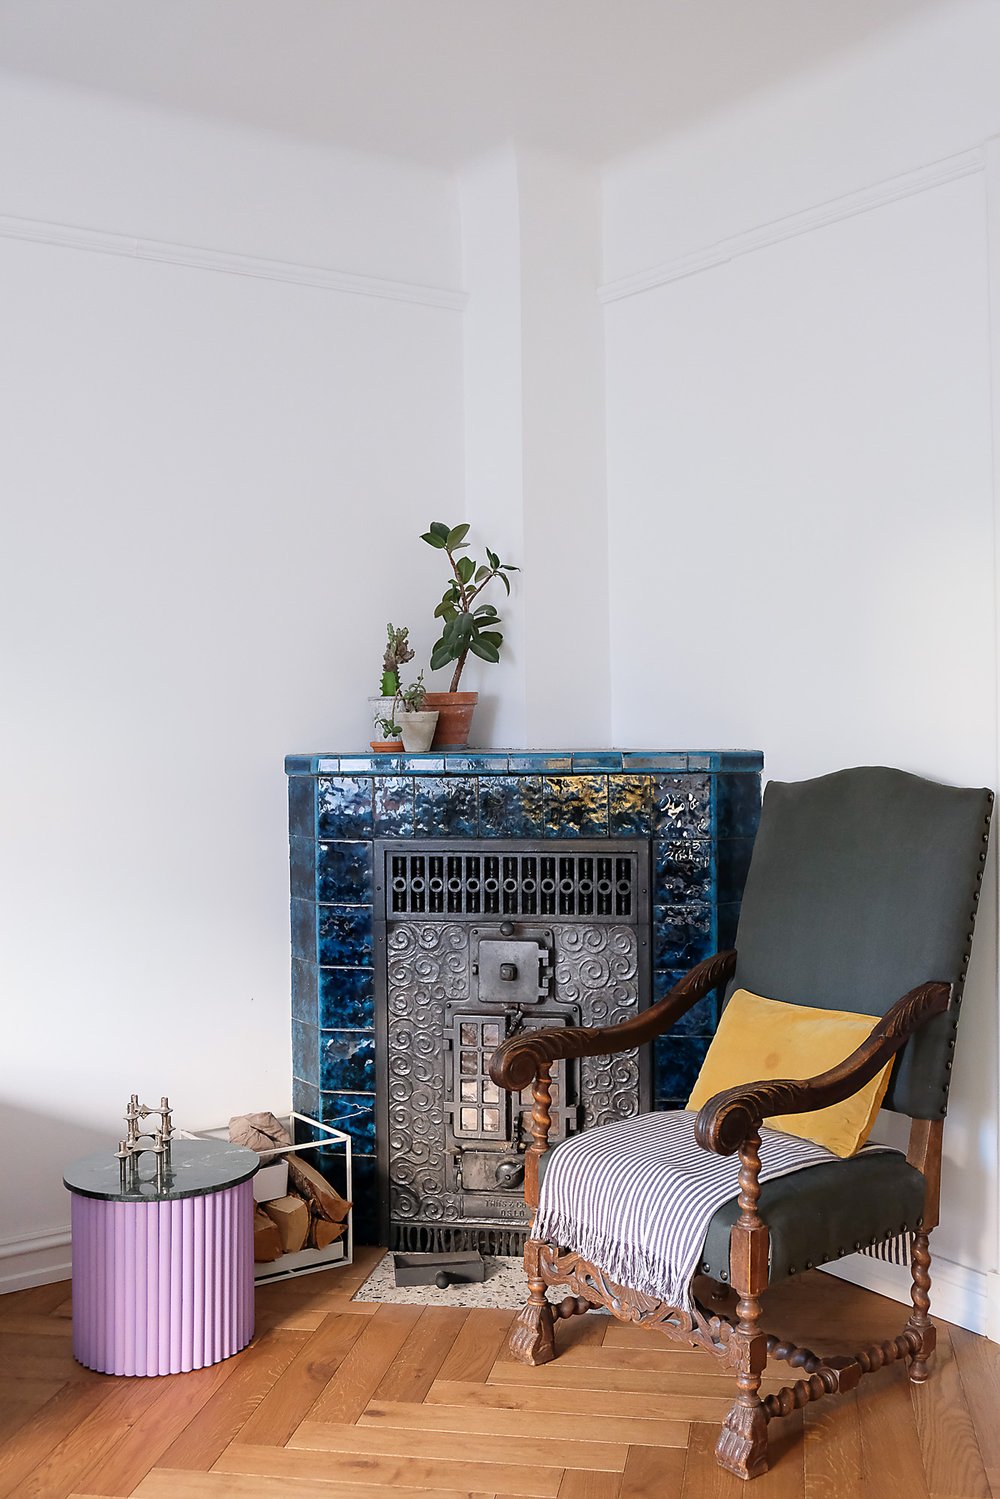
[488, 768, 993, 1480]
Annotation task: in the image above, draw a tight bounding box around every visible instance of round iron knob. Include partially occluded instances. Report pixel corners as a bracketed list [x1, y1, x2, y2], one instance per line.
[434, 1271, 454, 1289]
[500, 921, 515, 936]
[499, 962, 518, 981]
[495, 1159, 524, 1189]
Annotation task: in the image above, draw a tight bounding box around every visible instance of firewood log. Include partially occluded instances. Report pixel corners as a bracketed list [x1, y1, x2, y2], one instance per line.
[311, 1217, 347, 1250]
[260, 1194, 309, 1252]
[253, 1207, 283, 1262]
[286, 1154, 351, 1223]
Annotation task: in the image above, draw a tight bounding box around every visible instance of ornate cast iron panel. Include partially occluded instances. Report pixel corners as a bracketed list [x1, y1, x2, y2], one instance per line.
[375, 838, 651, 1254]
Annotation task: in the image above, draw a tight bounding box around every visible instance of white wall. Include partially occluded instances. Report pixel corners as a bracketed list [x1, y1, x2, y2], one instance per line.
[602, 2, 1000, 1333]
[0, 75, 464, 1289]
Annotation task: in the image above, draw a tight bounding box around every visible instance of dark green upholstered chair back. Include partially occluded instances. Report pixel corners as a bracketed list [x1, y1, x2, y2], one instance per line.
[731, 767, 992, 1119]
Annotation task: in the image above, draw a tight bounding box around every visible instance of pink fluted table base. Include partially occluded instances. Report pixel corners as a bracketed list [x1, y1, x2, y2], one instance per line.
[70, 1180, 255, 1375]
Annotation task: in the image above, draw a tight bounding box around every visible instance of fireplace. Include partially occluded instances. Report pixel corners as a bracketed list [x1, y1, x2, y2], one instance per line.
[286, 749, 762, 1243]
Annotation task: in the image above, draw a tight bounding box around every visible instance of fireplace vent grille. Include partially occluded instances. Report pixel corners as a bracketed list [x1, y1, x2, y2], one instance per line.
[384, 849, 640, 921]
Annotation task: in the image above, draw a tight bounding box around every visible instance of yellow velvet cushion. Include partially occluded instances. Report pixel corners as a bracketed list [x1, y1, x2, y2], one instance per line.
[686, 988, 894, 1158]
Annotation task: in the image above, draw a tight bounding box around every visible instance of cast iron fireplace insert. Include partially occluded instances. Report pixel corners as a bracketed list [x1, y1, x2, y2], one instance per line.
[374, 837, 652, 1254]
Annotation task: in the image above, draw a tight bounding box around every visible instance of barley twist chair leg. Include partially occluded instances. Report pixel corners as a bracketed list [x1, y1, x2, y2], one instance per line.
[716, 1131, 770, 1480]
[905, 1230, 936, 1383]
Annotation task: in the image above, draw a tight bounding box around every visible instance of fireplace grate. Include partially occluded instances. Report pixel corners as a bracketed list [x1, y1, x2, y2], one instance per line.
[384, 849, 640, 920]
[390, 1222, 528, 1257]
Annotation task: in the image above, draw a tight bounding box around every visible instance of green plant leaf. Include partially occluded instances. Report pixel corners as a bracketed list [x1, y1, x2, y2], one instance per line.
[486, 548, 499, 570]
[447, 523, 470, 549]
[502, 563, 520, 572]
[474, 603, 498, 617]
[421, 530, 448, 549]
[430, 637, 457, 670]
[456, 555, 475, 584]
[474, 566, 490, 583]
[430, 521, 450, 538]
[469, 637, 500, 662]
[499, 572, 511, 595]
[478, 631, 503, 648]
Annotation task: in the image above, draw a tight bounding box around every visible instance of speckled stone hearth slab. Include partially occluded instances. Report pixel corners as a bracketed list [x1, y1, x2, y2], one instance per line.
[352, 1253, 581, 1309]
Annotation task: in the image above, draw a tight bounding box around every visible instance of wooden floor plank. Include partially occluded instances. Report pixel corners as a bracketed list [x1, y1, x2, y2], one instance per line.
[557, 1470, 624, 1499]
[156, 1327, 309, 1472]
[427, 1377, 732, 1422]
[372, 1307, 469, 1403]
[910, 1329, 991, 1499]
[803, 1385, 863, 1499]
[236, 1313, 371, 1447]
[951, 1322, 1000, 1498]
[486, 1360, 783, 1397]
[856, 1360, 930, 1499]
[360, 1398, 688, 1449]
[0, 1380, 118, 1499]
[619, 1443, 687, 1499]
[70, 1359, 239, 1498]
[436, 1310, 517, 1384]
[304, 1304, 423, 1425]
[132, 1471, 494, 1499]
[2, 1376, 163, 1499]
[290, 1419, 630, 1472]
[213, 1439, 565, 1496]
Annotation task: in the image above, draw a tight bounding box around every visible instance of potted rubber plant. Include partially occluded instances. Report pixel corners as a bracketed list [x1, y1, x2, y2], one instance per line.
[420, 521, 518, 748]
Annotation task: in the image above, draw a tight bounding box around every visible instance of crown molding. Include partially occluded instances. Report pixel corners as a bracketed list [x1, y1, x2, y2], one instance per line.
[0, 213, 467, 310]
[600, 148, 986, 304]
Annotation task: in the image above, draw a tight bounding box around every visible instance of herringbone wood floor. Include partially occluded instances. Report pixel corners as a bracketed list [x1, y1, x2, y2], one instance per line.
[1, 1245, 998, 1498]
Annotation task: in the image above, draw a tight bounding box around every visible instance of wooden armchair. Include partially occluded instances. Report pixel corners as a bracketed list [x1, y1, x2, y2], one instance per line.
[489, 767, 992, 1479]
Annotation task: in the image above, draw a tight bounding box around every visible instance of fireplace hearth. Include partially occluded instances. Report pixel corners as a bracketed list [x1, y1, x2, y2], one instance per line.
[286, 749, 762, 1243]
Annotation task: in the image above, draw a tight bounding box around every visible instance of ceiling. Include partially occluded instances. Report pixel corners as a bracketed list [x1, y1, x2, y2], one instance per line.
[0, 0, 950, 170]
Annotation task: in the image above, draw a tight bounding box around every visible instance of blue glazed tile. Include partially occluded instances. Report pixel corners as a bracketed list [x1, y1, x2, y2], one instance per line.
[321, 1030, 376, 1092]
[317, 777, 374, 840]
[319, 968, 375, 1030]
[653, 972, 720, 1035]
[373, 777, 415, 837]
[447, 753, 510, 774]
[317, 841, 373, 904]
[508, 753, 573, 773]
[291, 958, 319, 1026]
[622, 752, 689, 771]
[338, 756, 382, 772]
[719, 751, 765, 771]
[287, 775, 316, 838]
[349, 1154, 380, 1244]
[654, 1034, 711, 1103]
[716, 772, 762, 840]
[652, 774, 711, 839]
[290, 898, 317, 961]
[320, 1092, 376, 1143]
[285, 755, 313, 775]
[572, 752, 625, 771]
[315, 758, 341, 773]
[414, 777, 478, 837]
[292, 1019, 320, 1084]
[289, 836, 317, 900]
[318, 905, 373, 967]
[717, 901, 741, 951]
[478, 776, 544, 838]
[718, 838, 755, 905]
[292, 1075, 320, 1119]
[405, 755, 447, 774]
[654, 841, 713, 905]
[543, 776, 609, 838]
[607, 774, 652, 837]
[653, 903, 713, 969]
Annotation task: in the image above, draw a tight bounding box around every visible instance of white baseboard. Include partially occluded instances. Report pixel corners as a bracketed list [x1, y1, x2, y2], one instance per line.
[821, 1251, 996, 1341]
[0, 1226, 72, 1294]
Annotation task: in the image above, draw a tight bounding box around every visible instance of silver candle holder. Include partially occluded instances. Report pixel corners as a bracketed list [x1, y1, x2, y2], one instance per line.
[115, 1094, 174, 1191]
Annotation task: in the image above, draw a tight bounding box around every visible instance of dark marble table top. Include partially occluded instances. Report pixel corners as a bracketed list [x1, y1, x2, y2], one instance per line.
[63, 1139, 259, 1202]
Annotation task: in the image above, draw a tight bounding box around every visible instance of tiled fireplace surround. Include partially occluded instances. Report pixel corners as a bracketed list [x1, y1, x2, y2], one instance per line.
[286, 749, 763, 1243]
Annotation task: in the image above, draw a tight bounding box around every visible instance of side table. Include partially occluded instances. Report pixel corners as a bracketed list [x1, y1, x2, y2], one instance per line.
[64, 1139, 258, 1376]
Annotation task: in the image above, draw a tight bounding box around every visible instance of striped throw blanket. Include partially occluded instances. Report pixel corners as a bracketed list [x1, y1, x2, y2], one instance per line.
[533, 1109, 891, 1312]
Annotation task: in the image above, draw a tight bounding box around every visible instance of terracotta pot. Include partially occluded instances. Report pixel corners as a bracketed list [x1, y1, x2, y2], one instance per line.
[369, 739, 403, 753]
[422, 691, 479, 750]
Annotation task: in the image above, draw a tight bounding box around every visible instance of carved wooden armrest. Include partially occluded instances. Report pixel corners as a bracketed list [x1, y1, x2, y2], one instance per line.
[488, 949, 737, 1091]
[694, 980, 952, 1156]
